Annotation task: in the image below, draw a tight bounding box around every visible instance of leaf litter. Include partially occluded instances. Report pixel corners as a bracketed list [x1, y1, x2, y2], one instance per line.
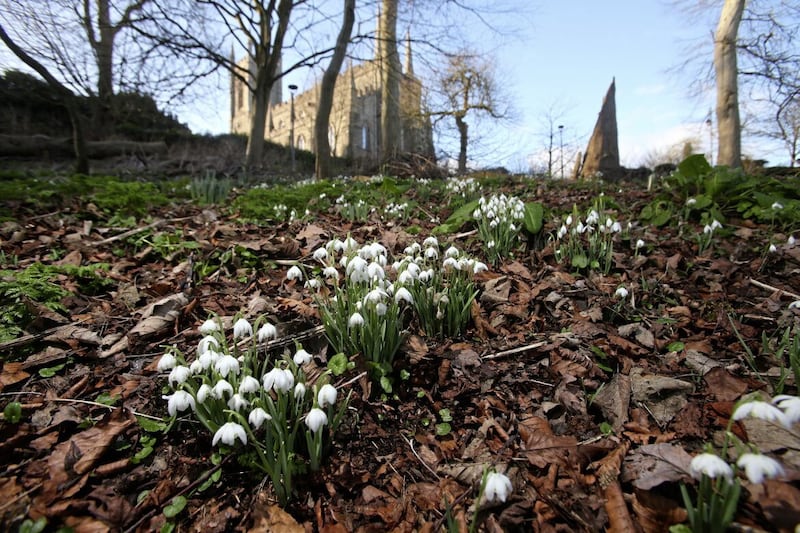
[1, 176, 799, 532]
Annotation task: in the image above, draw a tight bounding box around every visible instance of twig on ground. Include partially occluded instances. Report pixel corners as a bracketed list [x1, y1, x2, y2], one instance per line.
[749, 277, 800, 301]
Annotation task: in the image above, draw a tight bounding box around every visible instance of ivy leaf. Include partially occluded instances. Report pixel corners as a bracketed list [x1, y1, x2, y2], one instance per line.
[162, 495, 187, 519]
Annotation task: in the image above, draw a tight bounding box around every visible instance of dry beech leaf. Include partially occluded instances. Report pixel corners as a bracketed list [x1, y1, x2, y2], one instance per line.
[621, 443, 692, 490]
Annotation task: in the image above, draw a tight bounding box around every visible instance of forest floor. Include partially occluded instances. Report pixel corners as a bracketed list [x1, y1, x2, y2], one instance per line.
[1, 171, 799, 533]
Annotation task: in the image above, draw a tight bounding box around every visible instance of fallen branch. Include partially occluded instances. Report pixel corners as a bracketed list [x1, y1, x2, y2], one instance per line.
[749, 278, 800, 301]
[481, 341, 548, 361]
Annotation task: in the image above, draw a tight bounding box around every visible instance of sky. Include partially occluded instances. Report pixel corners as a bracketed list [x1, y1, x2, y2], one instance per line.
[1, 1, 790, 170]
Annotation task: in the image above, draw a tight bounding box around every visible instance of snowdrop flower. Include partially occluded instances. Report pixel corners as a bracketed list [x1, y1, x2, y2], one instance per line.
[483, 472, 513, 503]
[164, 391, 195, 417]
[199, 318, 220, 334]
[305, 279, 322, 290]
[348, 312, 365, 328]
[686, 197, 697, 207]
[690, 453, 733, 481]
[211, 379, 233, 399]
[233, 318, 253, 339]
[286, 265, 303, 281]
[214, 354, 240, 378]
[771, 201, 784, 210]
[773, 395, 800, 425]
[614, 287, 628, 299]
[312, 247, 328, 261]
[213, 422, 247, 446]
[189, 359, 204, 374]
[472, 261, 488, 274]
[487, 240, 495, 249]
[305, 408, 328, 433]
[322, 266, 339, 280]
[317, 384, 337, 408]
[790, 300, 800, 309]
[294, 382, 307, 398]
[445, 246, 460, 258]
[737, 453, 784, 484]
[557, 224, 568, 239]
[293, 348, 313, 366]
[198, 350, 217, 370]
[263, 368, 294, 393]
[157, 352, 178, 372]
[394, 287, 413, 304]
[367, 261, 385, 280]
[442, 257, 459, 270]
[711, 219, 723, 231]
[732, 400, 790, 427]
[197, 335, 219, 354]
[703, 224, 713, 235]
[768, 244, 778, 253]
[635, 239, 646, 250]
[168, 365, 191, 386]
[375, 302, 387, 316]
[249, 407, 271, 429]
[789, 235, 796, 246]
[227, 393, 250, 411]
[257, 322, 277, 342]
[423, 236, 438, 248]
[239, 375, 261, 394]
[196, 383, 212, 404]
[566, 214, 573, 226]
[342, 235, 358, 252]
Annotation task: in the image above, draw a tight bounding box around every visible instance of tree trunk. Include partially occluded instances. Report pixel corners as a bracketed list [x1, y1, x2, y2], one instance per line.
[315, 0, 355, 179]
[379, 0, 401, 163]
[456, 115, 468, 173]
[0, 23, 89, 173]
[94, 0, 115, 138]
[714, 0, 745, 169]
[244, 0, 294, 169]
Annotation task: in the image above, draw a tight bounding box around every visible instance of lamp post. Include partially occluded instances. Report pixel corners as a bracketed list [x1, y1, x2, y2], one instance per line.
[558, 124, 564, 179]
[289, 84, 297, 172]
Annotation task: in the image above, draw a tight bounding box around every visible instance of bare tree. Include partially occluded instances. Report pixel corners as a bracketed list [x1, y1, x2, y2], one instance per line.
[0, 23, 89, 172]
[426, 51, 509, 173]
[314, 0, 356, 179]
[714, 0, 745, 168]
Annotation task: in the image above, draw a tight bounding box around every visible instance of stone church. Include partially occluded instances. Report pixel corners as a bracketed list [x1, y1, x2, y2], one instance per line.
[229, 32, 434, 166]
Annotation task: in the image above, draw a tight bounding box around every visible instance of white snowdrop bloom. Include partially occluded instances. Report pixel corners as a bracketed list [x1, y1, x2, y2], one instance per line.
[473, 261, 488, 274]
[365, 288, 387, 304]
[197, 335, 219, 354]
[789, 235, 796, 246]
[369, 242, 386, 257]
[418, 269, 432, 283]
[565, 214, 574, 226]
[286, 265, 303, 281]
[489, 219, 498, 229]
[211, 379, 234, 399]
[293, 348, 313, 366]
[312, 247, 328, 261]
[486, 240, 495, 249]
[157, 352, 178, 372]
[239, 375, 261, 394]
[345, 256, 367, 275]
[304, 279, 322, 290]
[375, 302, 388, 316]
[576, 222, 586, 234]
[198, 350, 217, 370]
[199, 318, 220, 334]
[398, 270, 414, 284]
[711, 219, 723, 231]
[690, 453, 733, 481]
[164, 391, 195, 417]
[305, 408, 328, 433]
[294, 382, 307, 398]
[233, 318, 253, 340]
[213, 422, 247, 446]
[367, 261, 385, 280]
[444, 246, 460, 258]
[318, 384, 338, 408]
[196, 384, 212, 404]
[227, 393, 250, 412]
[473, 208, 482, 219]
[348, 312, 365, 328]
[483, 472, 513, 503]
[635, 239, 646, 249]
[768, 244, 778, 253]
[703, 224, 713, 235]
[732, 400, 790, 427]
[350, 267, 369, 284]
[614, 287, 629, 299]
[772, 201, 784, 210]
[774, 395, 800, 425]
[342, 236, 359, 252]
[557, 225, 568, 239]
[257, 322, 278, 342]
[215, 354, 240, 378]
[322, 266, 339, 280]
[423, 236, 439, 248]
[405, 262, 421, 278]
[737, 453, 784, 484]
[790, 300, 800, 309]
[168, 365, 191, 386]
[329, 238, 344, 253]
[394, 287, 414, 304]
[586, 210, 599, 225]
[189, 359, 204, 375]
[248, 407, 271, 429]
[338, 255, 349, 268]
[686, 197, 697, 206]
[611, 221, 622, 233]
[442, 257, 459, 270]
[605, 218, 614, 229]
[263, 367, 294, 393]
[404, 242, 421, 255]
[425, 246, 439, 259]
